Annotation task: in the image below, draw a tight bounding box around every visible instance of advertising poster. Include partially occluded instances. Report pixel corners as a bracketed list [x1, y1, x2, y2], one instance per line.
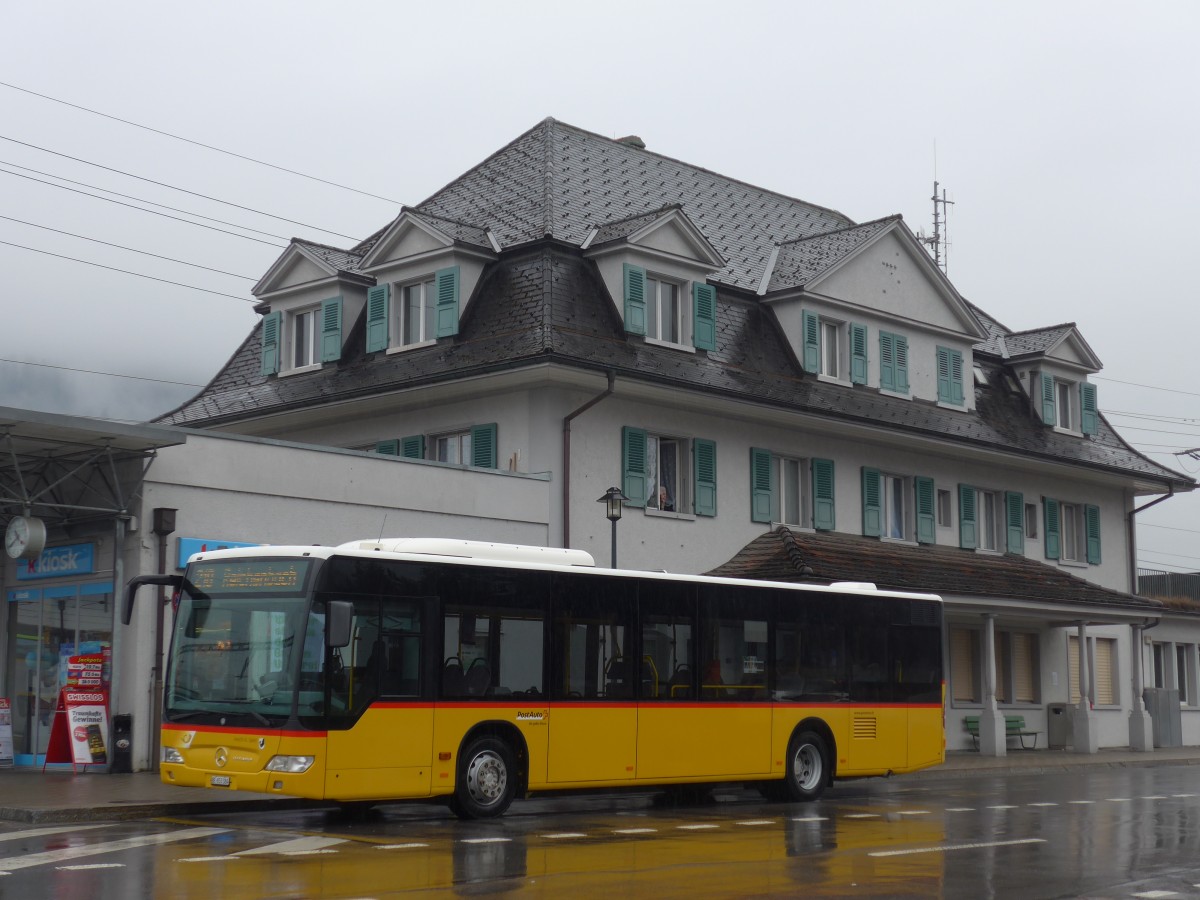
[0, 698, 13, 768]
[43, 689, 110, 769]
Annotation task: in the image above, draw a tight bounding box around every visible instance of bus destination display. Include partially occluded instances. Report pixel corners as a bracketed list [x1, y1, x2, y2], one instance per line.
[189, 560, 311, 594]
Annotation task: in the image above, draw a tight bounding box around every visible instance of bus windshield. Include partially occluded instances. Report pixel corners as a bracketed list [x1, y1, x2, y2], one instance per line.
[165, 558, 318, 726]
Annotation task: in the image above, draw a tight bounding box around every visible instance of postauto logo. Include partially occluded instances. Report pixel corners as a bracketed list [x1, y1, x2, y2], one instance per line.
[16, 543, 96, 581]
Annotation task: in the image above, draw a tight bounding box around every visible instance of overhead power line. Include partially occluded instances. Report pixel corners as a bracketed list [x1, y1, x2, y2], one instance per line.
[1093, 375, 1200, 399]
[0, 240, 255, 302]
[0, 215, 256, 279]
[0, 356, 206, 387]
[0, 80, 404, 205]
[0, 134, 361, 242]
[0, 166, 287, 247]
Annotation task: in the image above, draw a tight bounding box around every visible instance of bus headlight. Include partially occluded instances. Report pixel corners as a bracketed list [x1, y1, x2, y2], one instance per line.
[162, 747, 184, 764]
[265, 755, 314, 774]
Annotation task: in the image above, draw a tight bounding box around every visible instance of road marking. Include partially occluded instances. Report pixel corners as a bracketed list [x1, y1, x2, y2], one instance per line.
[613, 828, 657, 835]
[869, 838, 1045, 858]
[542, 833, 587, 840]
[677, 824, 720, 830]
[1173, 794, 1196, 798]
[57, 864, 125, 871]
[1141, 795, 1168, 800]
[1069, 800, 1094, 805]
[461, 837, 511, 845]
[236, 837, 346, 856]
[1133, 892, 1182, 898]
[1028, 802, 1058, 807]
[791, 816, 828, 822]
[896, 810, 931, 816]
[735, 820, 775, 826]
[945, 807, 975, 812]
[0, 825, 108, 844]
[845, 813, 879, 819]
[179, 856, 242, 863]
[0, 827, 226, 872]
[986, 805, 1018, 810]
[1106, 798, 1131, 803]
[376, 843, 430, 850]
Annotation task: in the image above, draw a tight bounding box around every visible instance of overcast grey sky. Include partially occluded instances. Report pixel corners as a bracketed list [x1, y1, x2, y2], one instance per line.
[2, 1, 1197, 572]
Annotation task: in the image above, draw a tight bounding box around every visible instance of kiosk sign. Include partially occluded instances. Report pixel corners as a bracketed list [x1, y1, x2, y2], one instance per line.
[44, 689, 110, 770]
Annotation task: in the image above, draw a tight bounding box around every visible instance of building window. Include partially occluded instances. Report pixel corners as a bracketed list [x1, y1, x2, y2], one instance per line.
[863, 468, 913, 540]
[937, 489, 952, 527]
[881, 473, 907, 539]
[625, 427, 717, 517]
[801, 311, 852, 382]
[1177, 645, 1193, 705]
[879, 330, 910, 393]
[646, 276, 682, 345]
[977, 490, 999, 551]
[952, 626, 1040, 706]
[820, 321, 840, 378]
[646, 434, 683, 512]
[936, 346, 965, 406]
[1061, 502, 1085, 562]
[291, 307, 321, 368]
[777, 456, 804, 526]
[950, 627, 980, 703]
[1025, 502, 1038, 539]
[750, 449, 818, 527]
[1070, 635, 1117, 706]
[398, 278, 436, 346]
[435, 431, 472, 465]
[1056, 379, 1074, 430]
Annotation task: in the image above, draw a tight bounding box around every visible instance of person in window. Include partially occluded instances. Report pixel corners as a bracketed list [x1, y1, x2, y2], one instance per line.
[654, 484, 674, 512]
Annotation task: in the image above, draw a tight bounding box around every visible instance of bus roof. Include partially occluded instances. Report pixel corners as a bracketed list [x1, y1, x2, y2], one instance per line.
[183, 538, 942, 603]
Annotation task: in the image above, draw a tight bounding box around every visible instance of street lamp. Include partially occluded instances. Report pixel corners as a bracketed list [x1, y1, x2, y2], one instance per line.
[596, 486, 629, 569]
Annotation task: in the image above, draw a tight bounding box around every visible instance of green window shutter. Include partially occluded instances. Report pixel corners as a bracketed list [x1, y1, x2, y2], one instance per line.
[914, 476, 935, 544]
[1043, 497, 1061, 560]
[879, 331, 895, 391]
[812, 458, 835, 531]
[1080, 383, 1098, 435]
[958, 483, 977, 549]
[320, 296, 343, 363]
[750, 447, 774, 524]
[1041, 373, 1057, 425]
[894, 335, 910, 393]
[949, 349, 964, 404]
[470, 423, 497, 468]
[1085, 504, 1102, 564]
[692, 282, 717, 351]
[434, 265, 460, 338]
[802, 311, 820, 374]
[937, 347, 964, 405]
[622, 426, 648, 507]
[375, 439, 399, 456]
[850, 323, 867, 384]
[693, 438, 717, 516]
[861, 467, 882, 537]
[400, 435, 425, 459]
[366, 284, 390, 352]
[260, 311, 281, 376]
[936, 347, 951, 403]
[623, 264, 647, 335]
[1005, 491, 1025, 554]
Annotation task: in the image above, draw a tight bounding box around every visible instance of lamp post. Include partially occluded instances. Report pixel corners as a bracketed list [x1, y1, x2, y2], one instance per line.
[597, 487, 628, 569]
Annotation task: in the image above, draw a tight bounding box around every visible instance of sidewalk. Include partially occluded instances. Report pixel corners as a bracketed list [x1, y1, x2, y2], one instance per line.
[4, 747, 1200, 824]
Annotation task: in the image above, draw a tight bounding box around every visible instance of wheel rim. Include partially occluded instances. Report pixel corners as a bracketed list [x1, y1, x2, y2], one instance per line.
[793, 742, 823, 792]
[465, 749, 508, 807]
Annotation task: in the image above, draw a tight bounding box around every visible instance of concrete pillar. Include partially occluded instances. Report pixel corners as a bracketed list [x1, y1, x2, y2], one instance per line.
[1072, 622, 1099, 754]
[1128, 624, 1153, 751]
[978, 614, 1006, 757]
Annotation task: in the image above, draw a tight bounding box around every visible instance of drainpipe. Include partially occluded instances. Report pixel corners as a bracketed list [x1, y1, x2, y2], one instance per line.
[562, 372, 616, 549]
[1128, 486, 1175, 595]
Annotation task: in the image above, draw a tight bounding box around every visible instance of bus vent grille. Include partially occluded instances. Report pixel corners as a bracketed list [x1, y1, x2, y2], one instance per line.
[852, 714, 878, 740]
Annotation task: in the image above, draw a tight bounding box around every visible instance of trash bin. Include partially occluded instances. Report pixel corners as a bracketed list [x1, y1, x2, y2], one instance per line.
[1047, 702, 1070, 750]
[111, 714, 133, 773]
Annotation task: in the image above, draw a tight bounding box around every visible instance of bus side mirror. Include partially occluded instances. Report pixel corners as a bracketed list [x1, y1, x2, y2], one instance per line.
[123, 574, 183, 626]
[326, 600, 353, 649]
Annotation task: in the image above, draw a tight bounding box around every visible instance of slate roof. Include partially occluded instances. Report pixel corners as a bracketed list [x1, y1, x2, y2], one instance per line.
[589, 204, 681, 246]
[767, 216, 899, 292]
[1004, 324, 1076, 358]
[707, 526, 1164, 614]
[293, 239, 365, 276]
[411, 118, 853, 291]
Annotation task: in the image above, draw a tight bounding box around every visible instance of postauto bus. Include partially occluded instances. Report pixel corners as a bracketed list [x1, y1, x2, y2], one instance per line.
[125, 538, 944, 818]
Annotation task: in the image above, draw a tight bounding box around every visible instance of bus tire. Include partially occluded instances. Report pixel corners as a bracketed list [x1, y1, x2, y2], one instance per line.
[783, 730, 829, 802]
[453, 736, 517, 819]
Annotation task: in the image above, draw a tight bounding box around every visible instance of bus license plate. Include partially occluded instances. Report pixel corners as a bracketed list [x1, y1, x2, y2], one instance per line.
[211, 775, 231, 787]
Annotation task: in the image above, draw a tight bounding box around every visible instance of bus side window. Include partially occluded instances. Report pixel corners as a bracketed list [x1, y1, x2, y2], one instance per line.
[640, 582, 695, 701]
[551, 573, 635, 701]
[699, 585, 770, 701]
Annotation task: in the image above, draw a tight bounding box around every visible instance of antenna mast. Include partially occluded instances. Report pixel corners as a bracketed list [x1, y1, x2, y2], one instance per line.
[917, 180, 954, 274]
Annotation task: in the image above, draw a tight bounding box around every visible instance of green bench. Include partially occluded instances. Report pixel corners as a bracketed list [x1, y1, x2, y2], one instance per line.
[964, 714, 1039, 750]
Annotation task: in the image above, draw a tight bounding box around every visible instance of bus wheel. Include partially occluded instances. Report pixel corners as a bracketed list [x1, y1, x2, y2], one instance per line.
[454, 736, 516, 819]
[783, 730, 828, 802]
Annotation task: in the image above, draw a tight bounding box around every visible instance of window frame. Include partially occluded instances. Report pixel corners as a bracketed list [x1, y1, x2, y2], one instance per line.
[433, 430, 473, 465]
[395, 277, 437, 348]
[289, 306, 322, 371]
[936, 488, 952, 528]
[644, 274, 686, 346]
[775, 455, 806, 528]
[646, 433, 687, 514]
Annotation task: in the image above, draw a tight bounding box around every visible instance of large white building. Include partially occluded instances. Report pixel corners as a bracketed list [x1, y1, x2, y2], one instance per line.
[3, 119, 1194, 770]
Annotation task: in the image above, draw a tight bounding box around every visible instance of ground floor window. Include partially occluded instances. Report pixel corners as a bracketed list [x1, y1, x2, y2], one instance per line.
[1069, 635, 1117, 706]
[951, 624, 1040, 705]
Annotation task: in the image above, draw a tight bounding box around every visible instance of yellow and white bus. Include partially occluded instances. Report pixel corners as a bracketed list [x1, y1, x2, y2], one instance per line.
[125, 538, 944, 818]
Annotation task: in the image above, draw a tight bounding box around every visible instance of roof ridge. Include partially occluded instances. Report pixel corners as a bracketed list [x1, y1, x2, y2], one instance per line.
[1007, 322, 1077, 338]
[292, 236, 360, 256]
[776, 214, 901, 247]
[590, 202, 683, 229]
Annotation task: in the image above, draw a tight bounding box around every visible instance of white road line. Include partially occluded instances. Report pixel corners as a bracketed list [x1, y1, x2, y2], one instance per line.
[542, 833, 587, 840]
[677, 824, 720, 831]
[1105, 798, 1132, 803]
[613, 828, 657, 835]
[179, 856, 242, 863]
[461, 837, 511, 845]
[1174, 794, 1197, 798]
[0, 825, 108, 844]
[1133, 891, 1182, 899]
[1141, 795, 1168, 800]
[945, 807, 975, 812]
[0, 827, 226, 872]
[376, 843, 429, 850]
[986, 805, 1018, 810]
[57, 863, 125, 871]
[896, 810, 931, 816]
[1028, 802, 1058, 807]
[1069, 800, 1094, 805]
[869, 838, 1046, 858]
[791, 816, 828, 823]
[845, 813, 879, 819]
[735, 820, 775, 826]
[235, 836, 346, 856]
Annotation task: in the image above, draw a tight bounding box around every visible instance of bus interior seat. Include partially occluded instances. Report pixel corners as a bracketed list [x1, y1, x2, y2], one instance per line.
[443, 657, 466, 697]
[465, 660, 491, 696]
[669, 664, 692, 699]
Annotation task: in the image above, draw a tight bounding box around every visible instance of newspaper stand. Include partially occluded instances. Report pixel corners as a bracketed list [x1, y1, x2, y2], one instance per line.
[43, 688, 110, 772]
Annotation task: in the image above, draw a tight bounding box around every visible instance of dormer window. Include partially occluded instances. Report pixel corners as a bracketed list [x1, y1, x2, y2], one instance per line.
[260, 296, 343, 376]
[398, 278, 437, 346]
[365, 267, 461, 354]
[291, 307, 322, 369]
[646, 276, 682, 344]
[1039, 373, 1098, 435]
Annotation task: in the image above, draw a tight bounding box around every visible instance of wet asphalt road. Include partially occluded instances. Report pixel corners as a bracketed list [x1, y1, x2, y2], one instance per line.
[3, 766, 1200, 897]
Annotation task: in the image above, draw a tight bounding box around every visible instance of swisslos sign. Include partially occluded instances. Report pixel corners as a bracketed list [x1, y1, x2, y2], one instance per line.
[15, 543, 96, 581]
